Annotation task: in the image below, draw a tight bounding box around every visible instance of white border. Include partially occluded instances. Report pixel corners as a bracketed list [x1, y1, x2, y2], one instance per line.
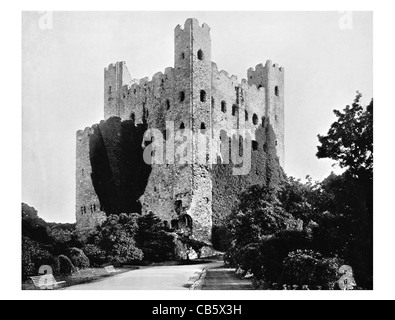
[2, 0, 394, 300]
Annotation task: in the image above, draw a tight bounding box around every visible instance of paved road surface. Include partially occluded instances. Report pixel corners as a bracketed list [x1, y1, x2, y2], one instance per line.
[65, 260, 253, 290]
[202, 267, 254, 290]
[66, 262, 221, 290]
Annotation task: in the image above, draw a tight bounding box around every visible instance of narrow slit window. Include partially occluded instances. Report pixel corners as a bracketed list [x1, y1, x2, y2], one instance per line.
[221, 101, 227, 113]
[200, 90, 206, 102]
[245, 110, 249, 121]
[180, 91, 185, 102]
[275, 86, 279, 96]
[253, 114, 258, 125]
[166, 99, 170, 110]
[232, 105, 238, 116]
[197, 49, 204, 60]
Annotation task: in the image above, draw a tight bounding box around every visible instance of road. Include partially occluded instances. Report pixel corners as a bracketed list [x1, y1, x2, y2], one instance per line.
[66, 262, 222, 290]
[65, 259, 254, 290]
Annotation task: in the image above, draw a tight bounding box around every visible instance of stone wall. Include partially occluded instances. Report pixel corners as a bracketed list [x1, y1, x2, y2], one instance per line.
[76, 127, 107, 235]
[77, 18, 286, 249]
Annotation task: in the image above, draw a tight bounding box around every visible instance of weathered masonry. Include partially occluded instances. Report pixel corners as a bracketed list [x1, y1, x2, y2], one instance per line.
[76, 18, 285, 247]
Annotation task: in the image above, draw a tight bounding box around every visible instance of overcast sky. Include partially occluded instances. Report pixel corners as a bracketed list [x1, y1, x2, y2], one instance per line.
[22, 11, 373, 223]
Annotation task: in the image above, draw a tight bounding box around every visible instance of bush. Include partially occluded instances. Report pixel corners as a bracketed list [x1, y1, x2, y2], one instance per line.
[212, 225, 233, 252]
[83, 244, 107, 267]
[68, 247, 90, 269]
[97, 214, 144, 264]
[281, 250, 342, 289]
[136, 213, 175, 262]
[22, 237, 59, 280]
[58, 255, 75, 275]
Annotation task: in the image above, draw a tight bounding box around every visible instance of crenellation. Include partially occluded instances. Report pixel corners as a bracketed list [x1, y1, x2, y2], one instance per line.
[77, 18, 285, 248]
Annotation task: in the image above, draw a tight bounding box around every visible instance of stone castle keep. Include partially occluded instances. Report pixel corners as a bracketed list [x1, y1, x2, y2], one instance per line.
[76, 18, 285, 247]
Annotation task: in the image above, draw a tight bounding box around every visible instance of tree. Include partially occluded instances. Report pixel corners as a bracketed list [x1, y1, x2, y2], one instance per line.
[316, 93, 373, 289]
[135, 213, 175, 262]
[317, 92, 373, 181]
[230, 185, 301, 248]
[95, 213, 144, 264]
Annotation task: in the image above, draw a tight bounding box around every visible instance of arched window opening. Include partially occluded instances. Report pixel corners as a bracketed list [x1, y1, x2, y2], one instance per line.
[252, 114, 258, 125]
[200, 90, 206, 102]
[179, 91, 185, 102]
[221, 101, 227, 113]
[232, 105, 238, 116]
[197, 49, 204, 60]
[180, 122, 185, 130]
[258, 84, 263, 89]
[200, 122, 206, 132]
[252, 140, 258, 151]
[166, 99, 171, 110]
[179, 214, 193, 233]
[130, 112, 135, 123]
[275, 86, 279, 96]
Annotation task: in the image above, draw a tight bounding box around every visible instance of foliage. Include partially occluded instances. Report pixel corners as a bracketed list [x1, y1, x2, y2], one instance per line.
[230, 185, 301, 248]
[22, 237, 60, 280]
[226, 92, 373, 289]
[93, 213, 144, 264]
[317, 93, 373, 181]
[22, 203, 52, 245]
[211, 122, 286, 250]
[82, 244, 107, 267]
[58, 255, 75, 275]
[135, 213, 175, 262]
[68, 247, 90, 269]
[90, 119, 151, 215]
[281, 250, 342, 289]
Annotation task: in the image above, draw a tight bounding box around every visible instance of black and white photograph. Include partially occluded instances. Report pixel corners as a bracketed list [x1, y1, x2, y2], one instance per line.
[1, 1, 393, 303]
[21, 11, 374, 292]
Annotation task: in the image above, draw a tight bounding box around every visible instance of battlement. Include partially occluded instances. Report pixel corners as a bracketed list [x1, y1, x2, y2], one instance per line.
[247, 60, 284, 79]
[175, 18, 210, 34]
[78, 18, 286, 244]
[76, 126, 94, 140]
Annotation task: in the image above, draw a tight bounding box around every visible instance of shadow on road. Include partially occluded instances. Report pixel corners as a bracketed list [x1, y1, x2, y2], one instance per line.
[202, 267, 254, 290]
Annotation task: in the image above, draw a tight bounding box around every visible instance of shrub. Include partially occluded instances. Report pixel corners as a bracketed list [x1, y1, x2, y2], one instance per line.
[22, 237, 59, 280]
[58, 255, 75, 275]
[136, 213, 175, 262]
[83, 244, 107, 267]
[281, 250, 343, 289]
[98, 214, 144, 264]
[68, 247, 90, 269]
